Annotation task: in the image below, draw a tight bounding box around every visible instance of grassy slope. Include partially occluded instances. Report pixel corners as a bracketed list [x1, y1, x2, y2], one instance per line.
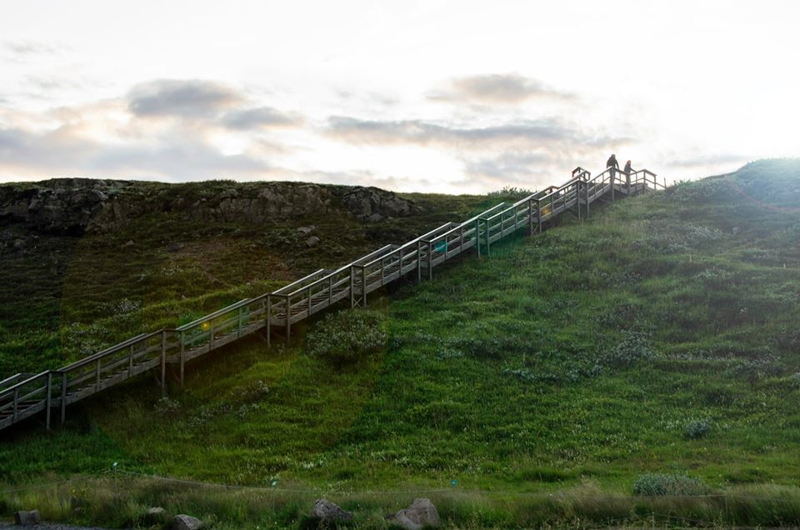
[2, 161, 800, 499]
[0, 186, 488, 376]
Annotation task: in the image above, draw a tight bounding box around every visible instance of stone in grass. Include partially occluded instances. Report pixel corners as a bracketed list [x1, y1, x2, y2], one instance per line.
[172, 513, 204, 530]
[386, 498, 441, 530]
[143, 506, 168, 525]
[311, 498, 353, 521]
[14, 510, 41, 526]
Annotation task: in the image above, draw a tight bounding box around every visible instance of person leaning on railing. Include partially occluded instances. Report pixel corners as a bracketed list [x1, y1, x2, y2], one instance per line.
[624, 160, 633, 175]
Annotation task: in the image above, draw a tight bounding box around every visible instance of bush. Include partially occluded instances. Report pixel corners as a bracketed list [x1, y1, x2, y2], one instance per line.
[306, 310, 387, 368]
[633, 472, 710, 496]
[603, 331, 656, 367]
[685, 418, 713, 439]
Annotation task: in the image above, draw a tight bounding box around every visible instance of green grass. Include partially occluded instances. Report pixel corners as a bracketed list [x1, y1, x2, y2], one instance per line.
[3, 159, 800, 527]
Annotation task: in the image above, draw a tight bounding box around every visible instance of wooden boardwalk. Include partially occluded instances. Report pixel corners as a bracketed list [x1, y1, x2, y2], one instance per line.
[0, 167, 664, 432]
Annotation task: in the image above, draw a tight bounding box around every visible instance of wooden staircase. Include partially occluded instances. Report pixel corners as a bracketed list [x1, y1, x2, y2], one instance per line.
[0, 167, 664, 433]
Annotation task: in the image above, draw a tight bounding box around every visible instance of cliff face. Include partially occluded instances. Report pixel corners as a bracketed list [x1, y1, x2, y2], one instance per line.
[0, 178, 421, 236]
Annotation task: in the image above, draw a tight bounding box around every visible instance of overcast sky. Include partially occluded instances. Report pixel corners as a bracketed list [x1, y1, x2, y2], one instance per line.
[1, 0, 797, 193]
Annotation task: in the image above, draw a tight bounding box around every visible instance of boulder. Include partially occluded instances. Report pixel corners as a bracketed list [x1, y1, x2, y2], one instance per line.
[14, 510, 41, 526]
[310, 498, 353, 521]
[143, 506, 168, 525]
[387, 498, 441, 530]
[172, 513, 204, 530]
[305, 235, 321, 248]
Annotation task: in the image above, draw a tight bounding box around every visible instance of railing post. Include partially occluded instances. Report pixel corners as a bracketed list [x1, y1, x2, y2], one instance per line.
[307, 286, 312, 315]
[95, 358, 101, 392]
[417, 241, 422, 282]
[285, 294, 291, 343]
[527, 199, 533, 235]
[428, 242, 433, 280]
[129, 344, 134, 377]
[179, 331, 185, 387]
[60, 371, 67, 425]
[266, 295, 272, 348]
[586, 182, 591, 218]
[362, 266, 368, 306]
[475, 219, 481, 259]
[536, 198, 542, 234]
[12, 387, 18, 422]
[209, 320, 215, 351]
[237, 306, 243, 339]
[160, 330, 167, 394]
[350, 266, 356, 306]
[328, 276, 333, 306]
[486, 220, 492, 257]
[46, 372, 52, 430]
[611, 168, 616, 202]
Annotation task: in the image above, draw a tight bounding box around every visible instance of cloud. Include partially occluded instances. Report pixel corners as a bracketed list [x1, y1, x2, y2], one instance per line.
[3, 40, 63, 56]
[430, 73, 575, 104]
[0, 124, 272, 181]
[222, 106, 301, 130]
[128, 79, 244, 119]
[326, 116, 583, 148]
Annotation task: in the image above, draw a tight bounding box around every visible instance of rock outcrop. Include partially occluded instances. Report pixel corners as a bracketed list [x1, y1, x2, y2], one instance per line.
[386, 498, 441, 530]
[172, 513, 204, 530]
[0, 179, 421, 235]
[341, 186, 421, 221]
[310, 498, 353, 521]
[13, 510, 41, 526]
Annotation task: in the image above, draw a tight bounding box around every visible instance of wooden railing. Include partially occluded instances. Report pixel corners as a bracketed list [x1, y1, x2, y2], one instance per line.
[0, 165, 662, 432]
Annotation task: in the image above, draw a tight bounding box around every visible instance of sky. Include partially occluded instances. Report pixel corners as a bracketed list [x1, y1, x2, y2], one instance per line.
[0, 0, 798, 194]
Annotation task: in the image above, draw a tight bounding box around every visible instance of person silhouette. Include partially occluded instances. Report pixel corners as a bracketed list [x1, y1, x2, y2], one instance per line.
[606, 154, 619, 172]
[624, 160, 633, 175]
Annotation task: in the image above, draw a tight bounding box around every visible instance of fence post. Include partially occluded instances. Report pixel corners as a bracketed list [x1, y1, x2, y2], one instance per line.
[129, 344, 134, 377]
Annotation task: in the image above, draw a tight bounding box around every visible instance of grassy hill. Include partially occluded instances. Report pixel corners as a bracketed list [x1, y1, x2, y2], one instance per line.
[2, 159, 800, 528]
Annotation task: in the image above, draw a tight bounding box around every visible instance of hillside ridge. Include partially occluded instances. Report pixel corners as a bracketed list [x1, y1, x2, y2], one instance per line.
[0, 179, 420, 236]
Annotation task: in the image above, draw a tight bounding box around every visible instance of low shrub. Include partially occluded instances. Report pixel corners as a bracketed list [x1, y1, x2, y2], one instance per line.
[603, 331, 656, 367]
[306, 310, 387, 368]
[632, 472, 710, 496]
[685, 418, 713, 439]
